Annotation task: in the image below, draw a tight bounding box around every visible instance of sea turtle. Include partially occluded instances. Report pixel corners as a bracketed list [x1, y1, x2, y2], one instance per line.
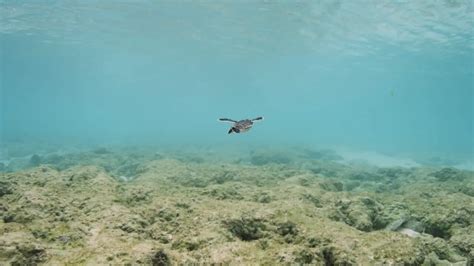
[218, 117, 264, 134]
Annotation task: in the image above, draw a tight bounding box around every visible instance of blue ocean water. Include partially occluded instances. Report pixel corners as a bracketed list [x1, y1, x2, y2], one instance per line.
[1, 0, 473, 162]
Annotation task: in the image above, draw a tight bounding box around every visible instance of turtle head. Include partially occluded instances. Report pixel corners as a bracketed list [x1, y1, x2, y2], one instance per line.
[228, 127, 240, 134]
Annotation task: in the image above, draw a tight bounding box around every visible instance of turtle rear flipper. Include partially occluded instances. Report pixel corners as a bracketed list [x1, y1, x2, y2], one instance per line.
[228, 127, 235, 134]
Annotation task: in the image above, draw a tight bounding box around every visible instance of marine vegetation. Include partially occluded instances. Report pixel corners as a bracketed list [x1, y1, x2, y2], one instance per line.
[0, 146, 472, 264]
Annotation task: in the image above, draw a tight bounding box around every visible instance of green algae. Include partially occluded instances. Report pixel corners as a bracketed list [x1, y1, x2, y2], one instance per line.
[225, 217, 268, 241]
[0, 147, 472, 264]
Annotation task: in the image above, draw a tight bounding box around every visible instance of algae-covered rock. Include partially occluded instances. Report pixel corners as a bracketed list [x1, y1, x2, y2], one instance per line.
[171, 238, 202, 251]
[423, 252, 456, 266]
[422, 207, 472, 239]
[156, 208, 179, 223]
[12, 244, 46, 265]
[403, 219, 425, 233]
[344, 181, 360, 191]
[203, 186, 243, 200]
[319, 179, 344, 192]
[0, 146, 471, 264]
[2, 209, 34, 224]
[148, 230, 172, 244]
[348, 171, 383, 181]
[150, 249, 171, 266]
[114, 162, 146, 180]
[115, 188, 152, 206]
[377, 167, 411, 179]
[321, 246, 356, 265]
[331, 197, 387, 231]
[297, 176, 313, 187]
[169, 174, 209, 188]
[253, 192, 272, 203]
[306, 236, 331, 248]
[382, 202, 422, 233]
[448, 229, 474, 257]
[117, 218, 147, 234]
[375, 180, 402, 193]
[308, 166, 338, 177]
[210, 170, 236, 184]
[420, 236, 467, 264]
[450, 226, 474, 257]
[294, 248, 315, 264]
[65, 167, 99, 182]
[276, 221, 299, 243]
[224, 217, 268, 241]
[429, 167, 468, 182]
[458, 183, 474, 197]
[29, 154, 42, 167]
[250, 152, 292, 165]
[303, 193, 323, 208]
[385, 217, 407, 231]
[0, 181, 13, 197]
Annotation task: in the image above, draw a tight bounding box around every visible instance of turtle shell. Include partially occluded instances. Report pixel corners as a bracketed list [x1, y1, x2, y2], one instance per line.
[233, 120, 252, 132]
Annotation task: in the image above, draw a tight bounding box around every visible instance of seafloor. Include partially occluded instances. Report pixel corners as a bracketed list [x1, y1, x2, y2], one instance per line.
[0, 144, 473, 265]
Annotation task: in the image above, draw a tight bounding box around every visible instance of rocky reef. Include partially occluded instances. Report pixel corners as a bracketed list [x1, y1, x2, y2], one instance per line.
[0, 146, 472, 264]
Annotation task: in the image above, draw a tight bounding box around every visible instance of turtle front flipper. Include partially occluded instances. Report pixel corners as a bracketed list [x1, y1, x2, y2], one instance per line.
[252, 116, 263, 121]
[219, 118, 237, 123]
[228, 127, 235, 134]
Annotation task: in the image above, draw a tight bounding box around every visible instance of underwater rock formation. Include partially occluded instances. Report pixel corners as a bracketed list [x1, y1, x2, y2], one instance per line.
[319, 179, 344, 192]
[459, 184, 474, 197]
[331, 197, 387, 232]
[224, 217, 269, 241]
[376, 167, 412, 179]
[29, 154, 42, 167]
[150, 249, 171, 266]
[429, 167, 468, 182]
[348, 171, 384, 181]
[4, 244, 46, 265]
[0, 181, 13, 197]
[203, 186, 244, 200]
[0, 148, 472, 264]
